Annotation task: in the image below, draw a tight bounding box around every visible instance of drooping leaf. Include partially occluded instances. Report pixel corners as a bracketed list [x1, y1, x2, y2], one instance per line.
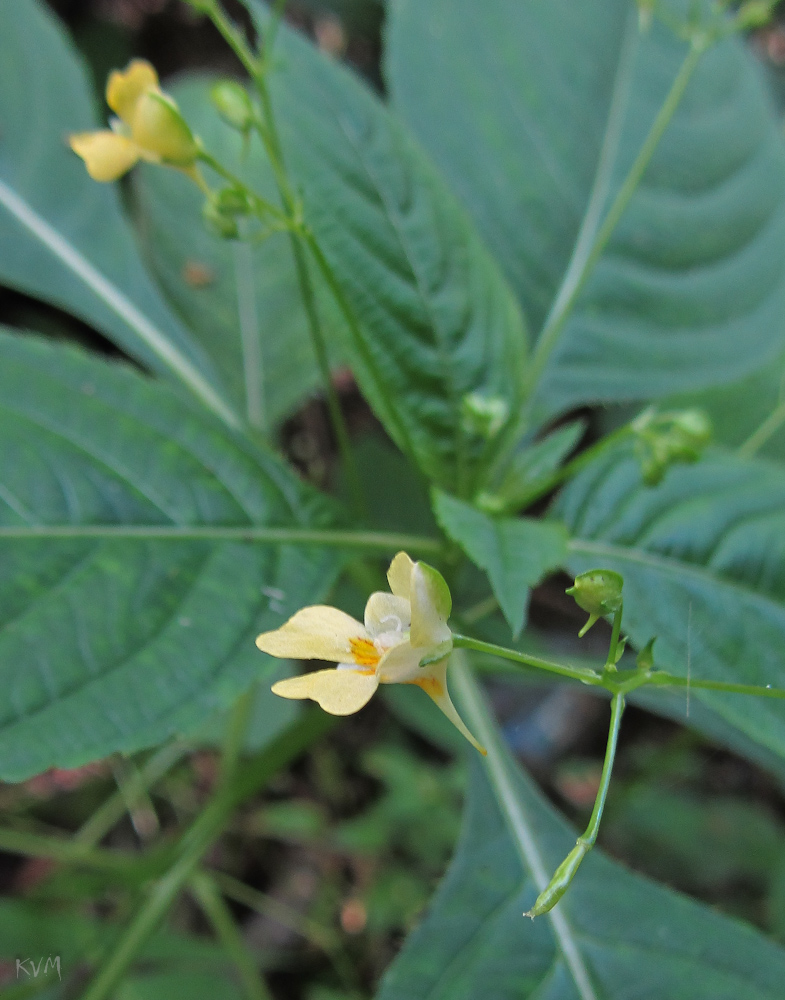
[0, 0, 238, 426]
[433, 489, 566, 638]
[555, 445, 785, 761]
[0, 329, 340, 780]
[378, 709, 785, 1000]
[134, 74, 343, 431]
[386, 0, 785, 417]
[242, 1, 528, 493]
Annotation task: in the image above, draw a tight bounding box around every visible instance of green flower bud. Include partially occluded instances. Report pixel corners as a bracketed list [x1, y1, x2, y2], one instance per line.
[525, 841, 589, 918]
[460, 392, 509, 440]
[735, 1, 775, 29]
[202, 198, 239, 239]
[631, 407, 711, 485]
[210, 80, 255, 132]
[566, 569, 623, 637]
[213, 186, 252, 216]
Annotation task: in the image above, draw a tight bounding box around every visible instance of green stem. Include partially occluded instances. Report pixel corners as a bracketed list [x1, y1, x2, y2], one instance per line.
[220, 686, 256, 786]
[525, 38, 706, 403]
[197, 150, 290, 225]
[0, 826, 144, 873]
[0, 524, 443, 553]
[190, 871, 273, 1000]
[451, 633, 602, 687]
[216, 872, 357, 990]
[646, 672, 785, 700]
[75, 741, 187, 846]
[526, 692, 624, 917]
[738, 397, 785, 457]
[80, 710, 335, 1000]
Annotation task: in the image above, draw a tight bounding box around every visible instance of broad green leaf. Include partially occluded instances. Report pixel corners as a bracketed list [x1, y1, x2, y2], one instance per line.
[245, 2, 528, 493]
[0, 0, 238, 427]
[433, 489, 566, 638]
[378, 677, 785, 1000]
[0, 330, 340, 780]
[386, 0, 785, 417]
[555, 446, 785, 761]
[134, 74, 342, 431]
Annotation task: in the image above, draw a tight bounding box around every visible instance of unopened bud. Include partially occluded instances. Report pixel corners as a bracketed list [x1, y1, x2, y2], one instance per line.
[631, 408, 711, 485]
[210, 80, 255, 132]
[461, 393, 509, 440]
[566, 569, 623, 637]
[202, 198, 239, 239]
[736, 1, 775, 29]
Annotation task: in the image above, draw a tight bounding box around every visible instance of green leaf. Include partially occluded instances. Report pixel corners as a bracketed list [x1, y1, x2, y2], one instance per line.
[555, 445, 785, 761]
[134, 74, 343, 431]
[0, 330, 340, 780]
[378, 674, 785, 1000]
[386, 0, 785, 416]
[433, 489, 567, 639]
[0, 0, 238, 427]
[246, 2, 528, 493]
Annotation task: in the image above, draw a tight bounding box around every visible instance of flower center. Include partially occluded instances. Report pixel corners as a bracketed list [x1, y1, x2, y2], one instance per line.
[349, 637, 381, 668]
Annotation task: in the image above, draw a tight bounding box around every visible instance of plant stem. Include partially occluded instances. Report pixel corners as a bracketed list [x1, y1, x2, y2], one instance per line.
[80, 710, 334, 1000]
[738, 397, 785, 456]
[0, 826, 144, 873]
[646, 672, 785, 700]
[216, 872, 357, 990]
[190, 870, 273, 1000]
[451, 634, 602, 687]
[204, 2, 365, 515]
[525, 38, 706, 403]
[220, 686, 256, 786]
[526, 692, 624, 917]
[0, 524, 443, 553]
[75, 742, 189, 846]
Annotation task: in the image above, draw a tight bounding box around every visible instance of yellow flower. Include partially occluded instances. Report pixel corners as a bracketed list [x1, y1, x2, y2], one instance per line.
[69, 60, 198, 182]
[256, 552, 486, 755]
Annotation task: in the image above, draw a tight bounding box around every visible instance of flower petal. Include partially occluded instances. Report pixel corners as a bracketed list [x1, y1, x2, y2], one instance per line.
[410, 562, 452, 648]
[69, 131, 140, 182]
[272, 668, 378, 716]
[410, 660, 486, 755]
[107, 59, 159, 123]
[256, 606, 370, 663]
[376, 640, 422, 684]
[364, 592, 410, 636]
[387, 551, 414, 600]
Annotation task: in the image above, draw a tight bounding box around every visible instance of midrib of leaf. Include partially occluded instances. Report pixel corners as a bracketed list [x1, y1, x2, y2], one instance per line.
[526, 7, 639, 394]
[0, 525, 443, 552]
[452, 653, 599, 1000]
[0, 177, 242, 430]
[234, 241, 266, 432]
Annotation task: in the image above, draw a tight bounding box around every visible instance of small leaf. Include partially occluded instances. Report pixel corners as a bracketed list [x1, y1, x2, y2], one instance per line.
[433, 489, 567, 638]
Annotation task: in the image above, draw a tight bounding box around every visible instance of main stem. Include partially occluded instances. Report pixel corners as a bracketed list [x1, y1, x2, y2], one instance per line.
[204, 2, 365, 515]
